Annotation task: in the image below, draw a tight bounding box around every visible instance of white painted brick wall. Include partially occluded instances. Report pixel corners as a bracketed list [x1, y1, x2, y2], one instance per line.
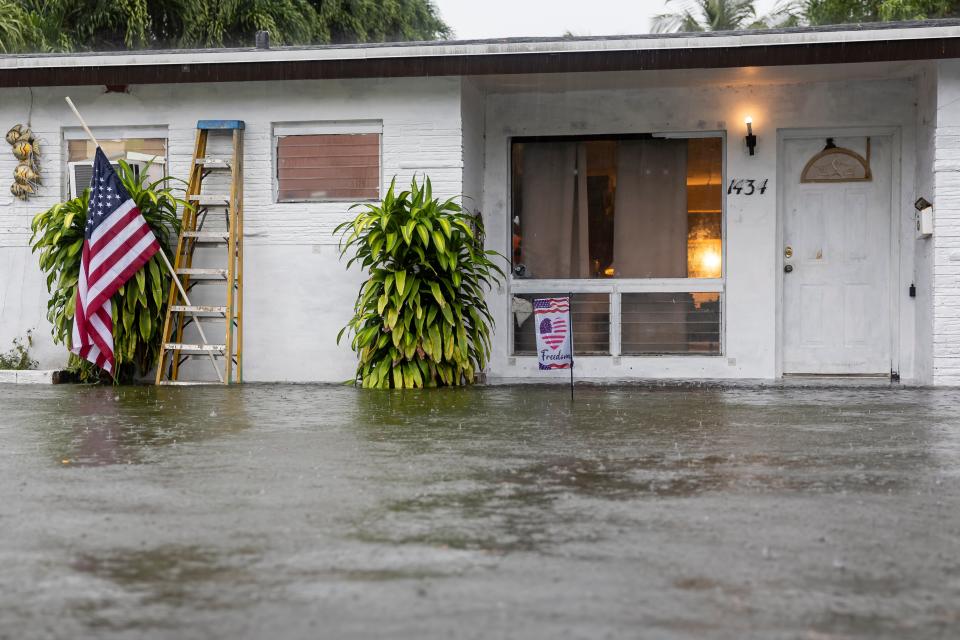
[0, 77, 464, 250]
[0, 77, 468, 377]
[932, 60, 960, 384]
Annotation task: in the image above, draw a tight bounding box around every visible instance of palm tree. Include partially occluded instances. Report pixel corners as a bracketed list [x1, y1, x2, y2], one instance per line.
[652, 0, 800, 33]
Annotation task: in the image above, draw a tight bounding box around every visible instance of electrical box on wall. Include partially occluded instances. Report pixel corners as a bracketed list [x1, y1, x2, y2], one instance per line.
[915, 198, 934, 238]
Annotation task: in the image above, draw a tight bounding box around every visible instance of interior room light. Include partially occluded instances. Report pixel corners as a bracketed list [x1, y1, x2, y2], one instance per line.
[701, 248, 722, 274]
[744, 116, 757, 156]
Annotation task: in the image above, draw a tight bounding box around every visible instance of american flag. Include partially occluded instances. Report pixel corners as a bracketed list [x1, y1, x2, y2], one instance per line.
[534, 297, 569, 315]
[71, 149, 160, 373]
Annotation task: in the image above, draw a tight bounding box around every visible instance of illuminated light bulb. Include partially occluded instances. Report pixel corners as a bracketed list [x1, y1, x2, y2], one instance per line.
[744, 116, 757, 156]
[702, 250, 722, 275]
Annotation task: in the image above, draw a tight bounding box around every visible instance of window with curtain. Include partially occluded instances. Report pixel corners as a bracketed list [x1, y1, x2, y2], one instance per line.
[510, 135, 724, 357]
[510, 136, 723, 280]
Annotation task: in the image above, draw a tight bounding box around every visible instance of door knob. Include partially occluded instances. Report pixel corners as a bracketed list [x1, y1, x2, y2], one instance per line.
[784, 264, 794, 273]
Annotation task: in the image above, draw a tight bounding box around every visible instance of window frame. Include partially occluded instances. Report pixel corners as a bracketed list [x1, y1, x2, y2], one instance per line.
[62, 125, 169, 200]
[272, 120, 383, 204]
[507, 130, 727, 358]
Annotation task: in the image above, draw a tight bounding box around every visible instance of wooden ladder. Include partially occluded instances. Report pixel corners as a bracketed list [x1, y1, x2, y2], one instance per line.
[156, 120, 244, 385]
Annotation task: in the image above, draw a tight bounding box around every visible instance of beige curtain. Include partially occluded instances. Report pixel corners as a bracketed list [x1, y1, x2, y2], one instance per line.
[519, 142, 590, 279]
[614, 140, 689, 351]
[612, 140, 688, 278]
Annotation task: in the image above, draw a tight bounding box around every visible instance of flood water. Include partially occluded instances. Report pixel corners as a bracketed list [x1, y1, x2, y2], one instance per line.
[1, 383, 959, 639]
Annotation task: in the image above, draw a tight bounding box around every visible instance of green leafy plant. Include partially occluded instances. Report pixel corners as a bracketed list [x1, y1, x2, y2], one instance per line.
[29, 161, 185, 383]
[336, 177, 505, 389]
[0, 329, 37, 370]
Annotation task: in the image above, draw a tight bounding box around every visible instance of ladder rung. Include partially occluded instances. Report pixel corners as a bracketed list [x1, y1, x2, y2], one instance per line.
[164, 343, 226, 354]
[158, 380, 220, 386]
[196, 157, 232, 168]
[176, 268, 228, 279]
[182, 231, 230, 243]
[171, 305, 227, 315]
[188, 194, 231, 206]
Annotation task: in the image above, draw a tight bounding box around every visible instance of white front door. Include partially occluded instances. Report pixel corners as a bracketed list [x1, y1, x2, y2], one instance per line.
[781, 135, 893, 375]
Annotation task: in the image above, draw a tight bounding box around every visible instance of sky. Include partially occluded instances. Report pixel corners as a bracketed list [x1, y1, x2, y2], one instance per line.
[432, 0, 779, 40]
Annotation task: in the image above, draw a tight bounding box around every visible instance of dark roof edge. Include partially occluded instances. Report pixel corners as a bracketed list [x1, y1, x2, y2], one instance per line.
[3, 18, 960, 60]
[1, 28, 959, 88]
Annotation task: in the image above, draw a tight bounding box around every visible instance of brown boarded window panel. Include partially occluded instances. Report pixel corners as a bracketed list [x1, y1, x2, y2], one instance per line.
[277, 133, 380, 201]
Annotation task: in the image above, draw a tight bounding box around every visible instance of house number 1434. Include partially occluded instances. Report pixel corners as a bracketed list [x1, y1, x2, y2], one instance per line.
[727, 178, 768, 195]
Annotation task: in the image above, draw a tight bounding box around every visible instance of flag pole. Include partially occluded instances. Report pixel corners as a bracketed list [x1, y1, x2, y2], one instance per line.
[64, 97, 99, 147]
[64, 97, 222, 383]
[569, 291, 574, 402]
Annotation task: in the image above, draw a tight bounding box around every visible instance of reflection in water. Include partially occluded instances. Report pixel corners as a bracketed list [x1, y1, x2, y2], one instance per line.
[45, 386, 252, 467]
[64, 388, 127, 466]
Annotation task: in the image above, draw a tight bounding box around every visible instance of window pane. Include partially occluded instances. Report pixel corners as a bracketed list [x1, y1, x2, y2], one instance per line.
[68, 138, 166, 163]
[277, 133, 379, 201]
[512, 293, 610, 355]
[620, 292, 721, 355]
[686, 138, 723, 278]
[511, 136, 722, 279]
[67, 138, 167, 197]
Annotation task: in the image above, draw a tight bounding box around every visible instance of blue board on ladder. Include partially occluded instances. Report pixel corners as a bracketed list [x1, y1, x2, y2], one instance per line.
[197, 120, 245, 130]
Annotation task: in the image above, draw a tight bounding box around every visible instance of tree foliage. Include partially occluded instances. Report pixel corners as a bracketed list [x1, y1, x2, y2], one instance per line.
[652, 0, 957, 32]
[0, 0, 450, 52]
[653, 0, 765, 32]
[30, 162, 185, 383]
[801, 0, 955, 24]
[336, 177, 505, 389]
[652, 0, 801, 32]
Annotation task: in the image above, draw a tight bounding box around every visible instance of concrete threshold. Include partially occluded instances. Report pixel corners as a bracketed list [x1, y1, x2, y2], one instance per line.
[485, 376, 905, 389]
[0, 370, 70, 384]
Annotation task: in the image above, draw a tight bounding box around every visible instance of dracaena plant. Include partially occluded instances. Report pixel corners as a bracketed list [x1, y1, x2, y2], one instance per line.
[29, 161, 185, 382]
[335, 177, 505, 389]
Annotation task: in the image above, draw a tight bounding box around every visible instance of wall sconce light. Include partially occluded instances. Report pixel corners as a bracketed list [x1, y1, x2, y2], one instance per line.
[915, 197, 933, 238]
[744, 116, 757, 156]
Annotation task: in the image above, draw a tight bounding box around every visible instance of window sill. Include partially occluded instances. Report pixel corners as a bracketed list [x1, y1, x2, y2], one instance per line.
[511, 354, 724, 359]
[509, 278, 723, 293]
[275, 198, 381, 205]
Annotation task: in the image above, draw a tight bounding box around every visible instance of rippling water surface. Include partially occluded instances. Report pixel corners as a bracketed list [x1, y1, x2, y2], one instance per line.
[1, 383, 959, 639]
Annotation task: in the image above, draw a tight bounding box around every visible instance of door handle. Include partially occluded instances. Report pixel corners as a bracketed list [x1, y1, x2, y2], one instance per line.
[784, 264, 794, 273]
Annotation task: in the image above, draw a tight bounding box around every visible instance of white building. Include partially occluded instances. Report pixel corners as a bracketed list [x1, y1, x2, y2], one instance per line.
[2, 20, 960, 384]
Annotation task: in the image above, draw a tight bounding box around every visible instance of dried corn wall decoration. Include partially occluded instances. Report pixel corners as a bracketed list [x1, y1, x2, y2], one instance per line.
[6, 124, 41, 200]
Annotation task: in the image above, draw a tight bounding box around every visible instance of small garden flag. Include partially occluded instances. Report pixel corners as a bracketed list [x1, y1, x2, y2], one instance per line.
[534, 297, 573, 370]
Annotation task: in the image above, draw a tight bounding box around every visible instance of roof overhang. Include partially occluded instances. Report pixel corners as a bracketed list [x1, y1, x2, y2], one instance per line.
[2, 20, 960, 88]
